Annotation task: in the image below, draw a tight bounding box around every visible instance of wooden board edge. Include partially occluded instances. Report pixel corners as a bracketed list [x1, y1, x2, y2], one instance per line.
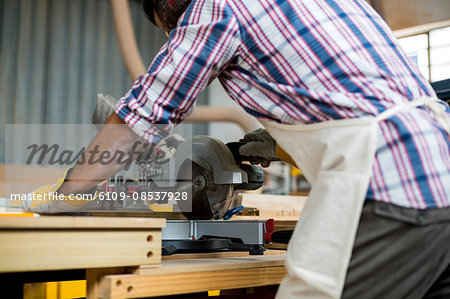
[100, 266, 287, 298]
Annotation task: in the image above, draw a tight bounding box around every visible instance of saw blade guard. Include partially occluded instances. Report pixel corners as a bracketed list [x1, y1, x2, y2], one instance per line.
[176, 136, 248, 184]
[173, 136, 248, 219]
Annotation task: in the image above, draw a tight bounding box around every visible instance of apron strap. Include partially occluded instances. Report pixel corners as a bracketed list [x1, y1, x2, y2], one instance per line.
[376, 96, 450, 135]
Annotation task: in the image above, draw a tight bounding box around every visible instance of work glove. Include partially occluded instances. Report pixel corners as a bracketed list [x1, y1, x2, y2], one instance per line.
[92, 93, 117, 131]
[239, 129, 277, 167]
[239, 128, 298, 168]
[9, 167, 97, 214]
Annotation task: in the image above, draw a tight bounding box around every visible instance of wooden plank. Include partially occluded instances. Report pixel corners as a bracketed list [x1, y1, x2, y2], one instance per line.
[0, 216, 165, 229]
[235, 193, 306, 220]
[89, 210, 187, 220]
[162, 249, 286, 260]
[239, 193, 307, 212]
[99, 254, 287, 298]
[136, 254, 285, 275]
[103, 267, 287, 298]
[233, 213, 300, 220]
[0, 229, 161, 272]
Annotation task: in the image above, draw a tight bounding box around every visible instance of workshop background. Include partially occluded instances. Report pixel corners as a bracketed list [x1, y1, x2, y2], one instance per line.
[1, 0, 450, 162]
[2, 0, 450, 199]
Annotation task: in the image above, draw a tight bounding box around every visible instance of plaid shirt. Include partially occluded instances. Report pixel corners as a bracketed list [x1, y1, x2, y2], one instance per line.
[116, 0, 450, 209]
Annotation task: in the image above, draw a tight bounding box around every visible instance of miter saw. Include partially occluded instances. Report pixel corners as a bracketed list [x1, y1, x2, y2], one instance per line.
[102, 135, 268, 255]
[92, 94, 270, 254]
[99, 134, 265, 218]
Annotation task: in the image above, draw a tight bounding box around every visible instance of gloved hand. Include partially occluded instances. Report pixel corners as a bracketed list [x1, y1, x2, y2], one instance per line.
[239, 129, 277, 167]
[239, 128, 298, 168]
[92, 94, 118, 131]
[9, 168, 97, 214]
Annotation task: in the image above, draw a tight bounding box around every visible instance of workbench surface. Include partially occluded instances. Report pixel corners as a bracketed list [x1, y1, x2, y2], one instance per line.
[0, 216, 165, 273]
[0, 215, 287, 298]
[0, 215, 166, 229]
[94, 251, 287, 298]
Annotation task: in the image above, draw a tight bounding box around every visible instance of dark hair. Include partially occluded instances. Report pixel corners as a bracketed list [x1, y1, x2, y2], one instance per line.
[142, 0, 192, 32]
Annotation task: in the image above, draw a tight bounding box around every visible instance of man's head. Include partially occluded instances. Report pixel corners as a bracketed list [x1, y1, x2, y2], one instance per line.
[142, 0, 192, 34]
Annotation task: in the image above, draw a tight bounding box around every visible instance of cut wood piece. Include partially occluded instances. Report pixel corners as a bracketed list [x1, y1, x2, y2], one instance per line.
[98, 254, 287, 298]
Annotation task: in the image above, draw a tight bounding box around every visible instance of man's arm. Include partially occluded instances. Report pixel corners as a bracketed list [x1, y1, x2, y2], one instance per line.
[57, 113, 148, 195]
[57, 0, 242, 196]
[114, 0, 241, 145]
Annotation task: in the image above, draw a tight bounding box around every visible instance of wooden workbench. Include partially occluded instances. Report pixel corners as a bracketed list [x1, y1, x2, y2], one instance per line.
[0, 216, 287, 298]
[90, 250, 287, 299]
[0, 216, 165, 273]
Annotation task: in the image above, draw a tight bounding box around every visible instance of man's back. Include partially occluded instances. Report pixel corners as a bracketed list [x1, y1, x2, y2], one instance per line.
[206, 0, 449, 209]
[221, 0, 436, 122]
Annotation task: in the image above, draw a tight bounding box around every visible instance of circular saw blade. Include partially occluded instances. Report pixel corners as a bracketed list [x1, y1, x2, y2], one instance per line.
[177, 160, 234, 220]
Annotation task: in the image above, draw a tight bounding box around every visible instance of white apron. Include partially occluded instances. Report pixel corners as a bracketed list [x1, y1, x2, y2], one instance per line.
[260, 97, 450, 298]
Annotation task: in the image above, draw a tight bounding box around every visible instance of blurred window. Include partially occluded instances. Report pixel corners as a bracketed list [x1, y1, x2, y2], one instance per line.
[398, 26, 450, 82]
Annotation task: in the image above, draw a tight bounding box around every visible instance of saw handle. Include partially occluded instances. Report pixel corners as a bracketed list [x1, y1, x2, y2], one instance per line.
[226, 142, 280, 167]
